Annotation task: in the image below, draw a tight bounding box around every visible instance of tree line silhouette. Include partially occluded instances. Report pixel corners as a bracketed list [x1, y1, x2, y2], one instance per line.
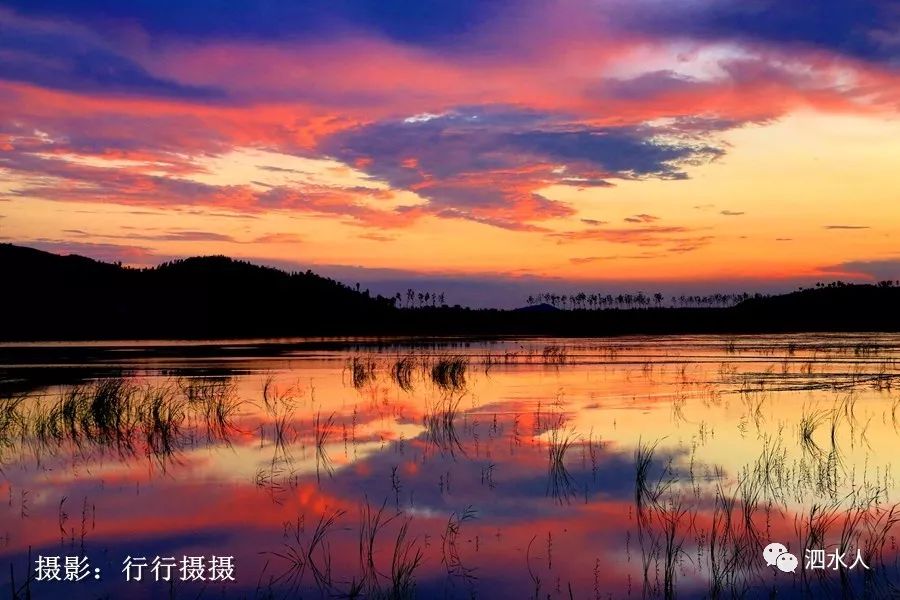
[525, 292, 757, 310]
[3, 243, 899, 340]
[394, 279, 900, 312]
[524, 280, 899, 311]
[393, 289, 448, 309]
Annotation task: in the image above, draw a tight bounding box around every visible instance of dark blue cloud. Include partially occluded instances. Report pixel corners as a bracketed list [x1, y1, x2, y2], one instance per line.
[323, 110, 720, 181]
[821, 258, 900, 280]
[503, 129, 719, 180]
[5, 0, 897, 76]
[631, 0, 900, 64]
[320, 108, 723, 217]
[2, 0, 510, 46]
[0, 21, 223, 98]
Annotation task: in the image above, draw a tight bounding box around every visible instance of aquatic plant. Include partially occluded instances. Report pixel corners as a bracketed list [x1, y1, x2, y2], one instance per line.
[0, 393, 25, 451]
[347, 356, 377, 389]
[391, 355, 417, 392]
[314, 410, 335, 482]
[423, 394, 465, 458]
[546, 424, 578, 504]
[441, 506, 477, 584]
[388, 517, 423, 600]
[266, 508, 346, 595]
[541, 345, 568, 365]
[798, 408, 830, 459]
[430, 356, 467, 391]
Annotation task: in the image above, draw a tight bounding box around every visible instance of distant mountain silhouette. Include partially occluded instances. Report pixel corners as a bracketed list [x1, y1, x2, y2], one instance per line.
[513, 302, 560, 313]
[1, 243, 898, 340]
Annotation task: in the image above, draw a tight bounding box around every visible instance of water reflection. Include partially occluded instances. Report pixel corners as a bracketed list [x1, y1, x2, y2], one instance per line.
[2, 334, 900, 598]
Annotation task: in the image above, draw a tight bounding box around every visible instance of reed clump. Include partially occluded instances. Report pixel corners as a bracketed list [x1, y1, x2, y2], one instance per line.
[0, 393, 26, 453]
[391, 355, 417, 392]
[430, 356, 467, 391]
[11, 377, 242, 464]
[347, 356, 377, 389]
[423, 394, 465, 457]
[546, 425, 578, 504]
[542, 345, 568, 365]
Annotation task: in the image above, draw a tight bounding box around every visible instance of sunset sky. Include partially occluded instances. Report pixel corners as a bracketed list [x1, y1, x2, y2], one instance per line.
[1, 1, 899, 306]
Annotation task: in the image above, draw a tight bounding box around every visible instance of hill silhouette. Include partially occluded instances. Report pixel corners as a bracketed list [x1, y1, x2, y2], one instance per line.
[0, 244, 394, 340]
[1, 243, 899, 340]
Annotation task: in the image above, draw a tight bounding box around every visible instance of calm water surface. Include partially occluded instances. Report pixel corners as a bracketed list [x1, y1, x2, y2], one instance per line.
[2, 334, 900, 599]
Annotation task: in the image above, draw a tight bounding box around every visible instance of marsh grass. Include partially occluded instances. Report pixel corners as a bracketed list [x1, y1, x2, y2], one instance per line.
[258, 376, 299, 466]
[799, 407, 830, 459]
[141, 384, 185, 465]
[751, 434, 789, 504]
[85, 378, 137, 447]
[441, 506, 477, 584]
[354, 497, 423, 599]
[272, 409, 291, 458]
[392, 356, 417, 392]
[525, 535, 542, 600]
[633, 439, 687, 598]
[358, 498, 392, 592]
[260, 374, 299, 416]
[634, 439, 673, 512]
[262, 374, 277, 413]
[861, 504, 900, 575]
[546, 424, 578, 504]
[387, 517, 424, 599]
[8, 547, 34, 600]
[4, 377, 244, 467]
[266, 508, 346, 595]
[314, 411, 336, 483]
[706, 475, 764, 598]
[30, 381, 142, 452]
[541, 345, 568, 365]
[0, 393, 25, 452]
[430, 357, 467, 391]
[423, 394, 465, 458]
[347, 356, 377, 389]
[633, 442, 900, 599]
[178, 377, 243, 442]
[261, 498, 425, 599]
[659, 497, 691, 599]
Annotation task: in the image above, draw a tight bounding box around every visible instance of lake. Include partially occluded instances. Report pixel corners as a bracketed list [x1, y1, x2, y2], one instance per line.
[2, 334, 900, 599]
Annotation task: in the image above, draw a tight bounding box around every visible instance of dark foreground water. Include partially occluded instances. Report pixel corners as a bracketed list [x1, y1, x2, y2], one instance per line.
[2, 334, 900, 599]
